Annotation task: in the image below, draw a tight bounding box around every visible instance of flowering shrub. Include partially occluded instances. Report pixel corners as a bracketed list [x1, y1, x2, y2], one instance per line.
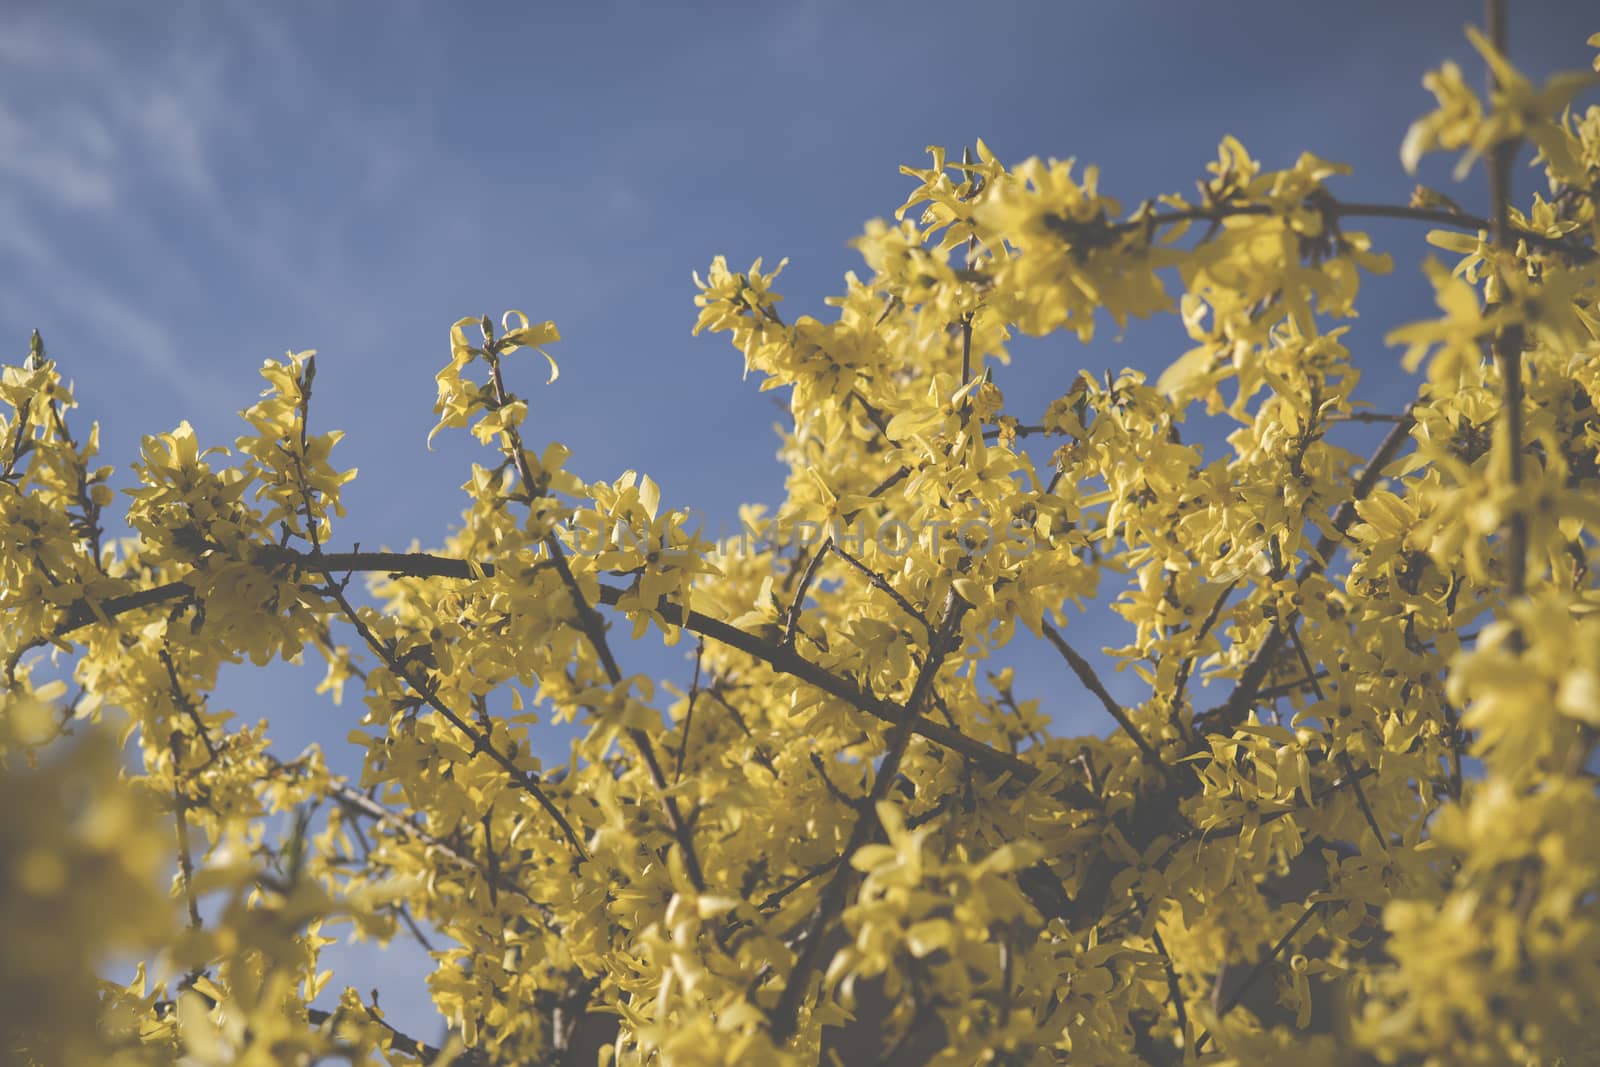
[3, 19, 1599, 1067]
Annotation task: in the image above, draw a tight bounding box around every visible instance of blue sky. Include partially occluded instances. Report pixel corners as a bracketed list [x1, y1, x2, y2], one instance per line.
[5, 0, 1595, 1044]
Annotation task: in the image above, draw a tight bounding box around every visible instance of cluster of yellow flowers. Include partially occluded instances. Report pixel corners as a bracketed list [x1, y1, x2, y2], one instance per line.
[2, 23, 1599, 1067]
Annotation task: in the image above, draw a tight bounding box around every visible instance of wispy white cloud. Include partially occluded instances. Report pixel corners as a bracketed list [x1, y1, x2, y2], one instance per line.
[64, 287, 189, 386]
[0, 11, 108, 70]
[120, 86, 221, 199]
[0, 191, 221, 408]
[0, 6, 451, 391]
[0, 14, 221, 400]
[0, 99, 118, 211]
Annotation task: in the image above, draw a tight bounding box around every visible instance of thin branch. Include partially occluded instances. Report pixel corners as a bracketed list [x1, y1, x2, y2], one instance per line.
[1041, 621, 1171, 778]
[492, 343, 707, 893]
[1193, 900, 1325, 1054]
[1256, 669, 1332, 703]
[170, 733, 203, 930]
[828, 541, 930, 635]
[782, 536, 831, 647]
[1195, 407, 1416, 736]
[674, 639, 705, 783]
[759, 857, 842, 912]
[1281, 620, 1387, 850]
[306, 766, 551, 917]
[958, 313, 974, 415]
[322, 574, 588, 859]
[306, 1003, 476, 1065]
[340, 807, 439, 952]
[1171, 579, 1238, 717]
[42, 547, 1055, 795]
[285, 358, 588, 867]
[768, 589, 968, 1043]
[704, 687, 781, 779]
[160, 646, 220, 764]
[49, 549, 502, 640]
[842, 466, 911, 526]
[1149, 927, 1191, 1050]
[1442, 698, 1466, 801]
[169, 975, 474, 1065]
[1486, 0, 1530, 602]
[0, 331, 43, 479]
[991, 681, 1048, 752]
[1325, 411, 1410, 424]
[848, 389, 893, 438]
[981, 423, 1050, 441]
[1100, 196, 1594, 263]
[808, 751, 858, 808]
[599, 582, 1053, 791]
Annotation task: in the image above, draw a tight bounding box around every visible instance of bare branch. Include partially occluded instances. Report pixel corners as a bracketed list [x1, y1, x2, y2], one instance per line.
[768, 588, 969, 1043]
[1042, 621, 1171, 778]
[1195, 407, 1416, 736]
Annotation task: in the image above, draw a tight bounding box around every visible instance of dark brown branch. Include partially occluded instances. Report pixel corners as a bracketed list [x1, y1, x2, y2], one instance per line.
[1107, 196, 1594, 262]
[980, 423, 1050, 441]
[781, 536, 831, 647]
[51, 550, 499, 639]
[487, 343, 707, 894]
[160, 645, 219, 763]
[1193, 900, 1325, 1054]
[1281, 620, 1387, 850]
[172, 970, 476, 1064]
[768, 589, 968, 1043]
[1485, 0, 1530, 602]
[319, 571, 589, 859]
[848, 389, 893, 438]
[1171, 580, 1238, 714]
[808, 751, 858, 808]
[302, 763, 551, 916]
[338, 802, 439, 953]
[759, 857, 842, 912]
[1042, 621, 1170, 777]
[843, 466, 911, 526]
[704, 687, 781, 779]
[674, 639, 705, 783]
[283, 357, 592, 871]
[958, 313, 974, 415]
[52, 577, 191, 636]
[598, 583, 1050, 790]
[43, 547, 1053, 796]
[1149, 927, 1191, 1049]
[1256, 669, 1332, 703]
[1326, 411, 1410, 424]
[169, 733, 203, 930]
[1195, 407, 1416, 736]
[306, 1003, 475, 1064]
[828, 541, 930, 635]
